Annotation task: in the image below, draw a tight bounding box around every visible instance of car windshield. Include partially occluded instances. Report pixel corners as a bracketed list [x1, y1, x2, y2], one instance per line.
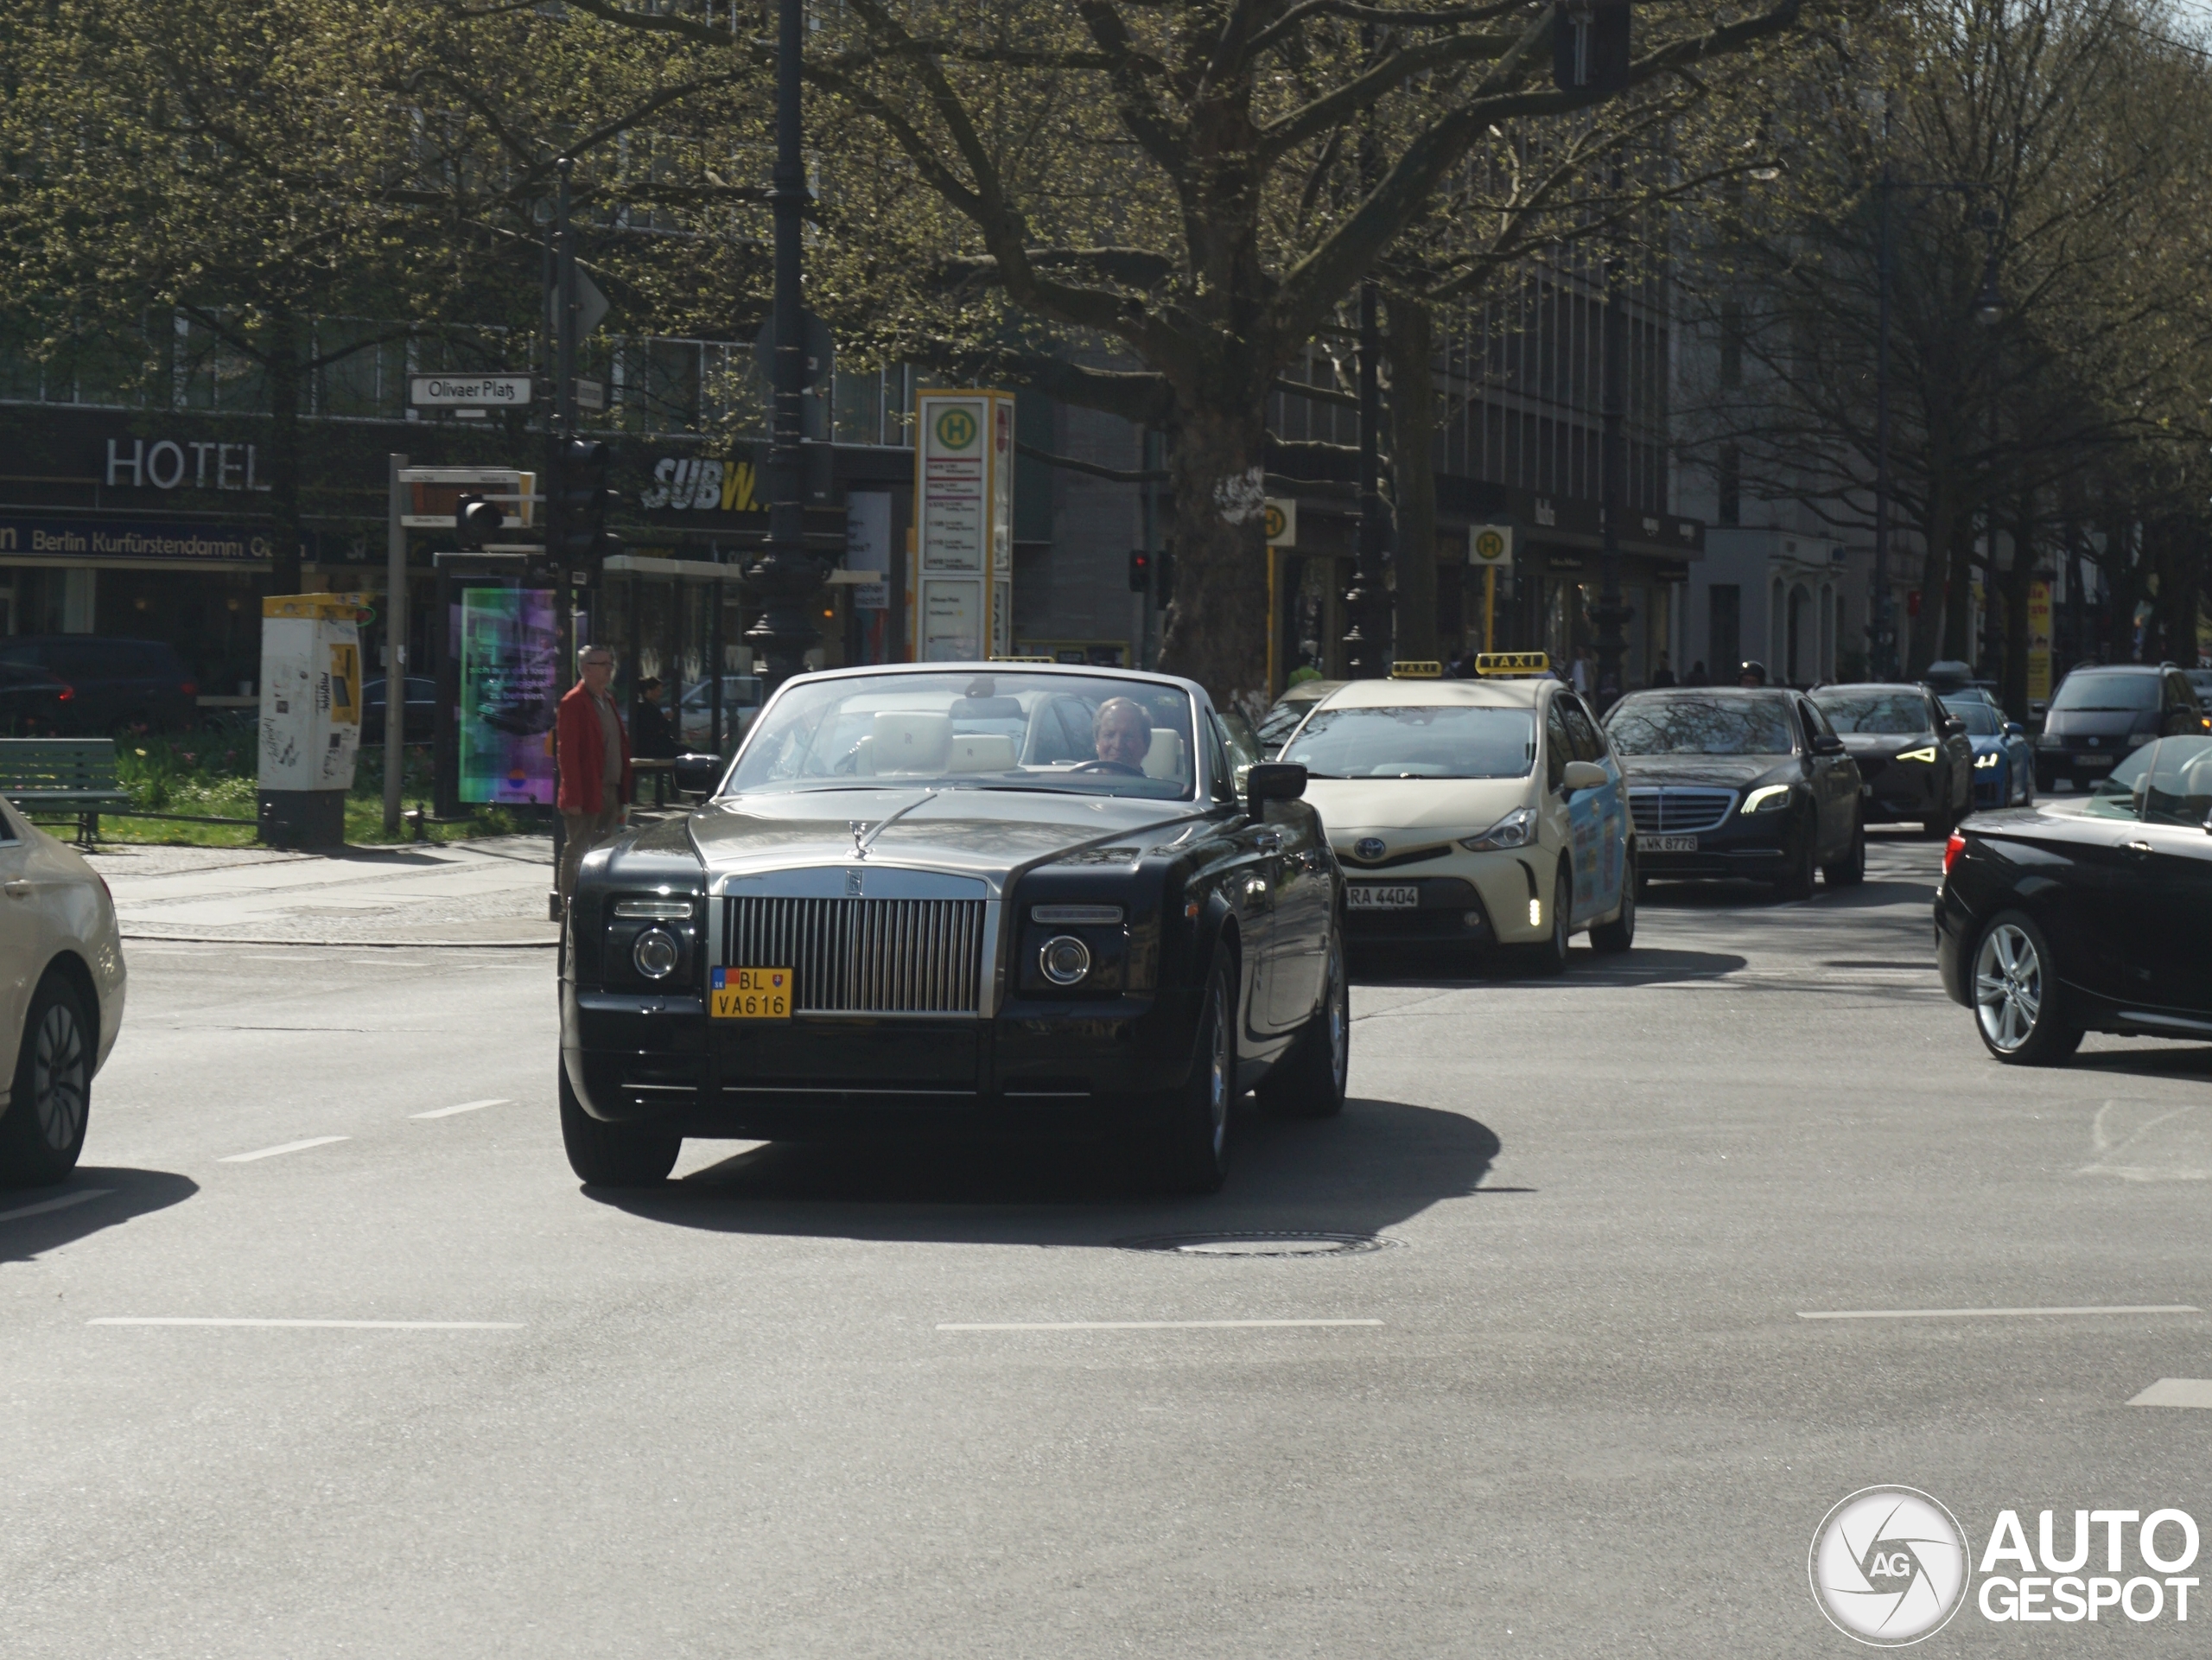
[1942, 699, 2004, 736]
[1605, 696, 1794, 756]
[1280, 704, 1535, 779]
[2088, 736, 2212, 825]
[727, 671, 1199, 798]
[1810, 690, 1930, 735]
[2050, 671, 2159, 712]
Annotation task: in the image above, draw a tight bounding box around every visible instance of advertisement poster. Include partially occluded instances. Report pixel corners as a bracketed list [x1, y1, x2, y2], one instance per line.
[458, 587, 557, 805]
[2026, 580, 2052, 703]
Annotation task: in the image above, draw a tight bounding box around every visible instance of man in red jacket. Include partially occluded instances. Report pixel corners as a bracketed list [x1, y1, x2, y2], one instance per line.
[555, 646, 633, 904]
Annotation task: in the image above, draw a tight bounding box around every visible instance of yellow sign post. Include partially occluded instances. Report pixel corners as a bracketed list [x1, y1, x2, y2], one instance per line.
[909, 389, 1014, 661]
[1470, 525, 1514, 654]
[2026, 580, 2052, 703]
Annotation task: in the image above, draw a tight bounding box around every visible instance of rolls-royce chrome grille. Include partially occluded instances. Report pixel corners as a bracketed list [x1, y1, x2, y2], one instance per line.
[1627, 787, 1737, 835]
[722, 897, 987, 1014]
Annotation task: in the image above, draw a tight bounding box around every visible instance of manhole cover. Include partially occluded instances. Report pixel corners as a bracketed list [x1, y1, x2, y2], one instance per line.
[1114, 1231, 1399, 1257]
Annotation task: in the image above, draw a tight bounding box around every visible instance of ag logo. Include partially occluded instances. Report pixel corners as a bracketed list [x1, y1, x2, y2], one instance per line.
[1809, 1486, 1969, 1646]
[1473, 528, 1508, 563]
[934, 406, 978, 449]
[1353, 837, 1387, 862]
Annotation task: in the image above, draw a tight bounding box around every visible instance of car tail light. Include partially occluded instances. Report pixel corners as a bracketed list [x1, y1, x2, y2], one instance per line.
[1943, 830, 1966, 875]
[55, 683, 73, 702]
[180, 680, 198, 696]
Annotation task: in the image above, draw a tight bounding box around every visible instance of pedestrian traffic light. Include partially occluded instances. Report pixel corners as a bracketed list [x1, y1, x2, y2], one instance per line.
[549, 437, 619, 564]
[454, 493, 503, 551]
[1553, 0, 1630, 94]
[1128, 549, 1153, 594]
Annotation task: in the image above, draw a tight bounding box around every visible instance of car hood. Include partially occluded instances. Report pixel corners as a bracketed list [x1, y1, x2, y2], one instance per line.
[1613, 754, 1796, 788]
[1301, 776, 1535, 843]
[1835, 732, 1936, 757]
[671, 785, 1212, 890]
[2042, 709, 2147, 739]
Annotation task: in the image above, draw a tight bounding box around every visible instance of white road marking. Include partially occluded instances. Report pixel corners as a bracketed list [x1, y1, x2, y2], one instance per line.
[936, 1319, 1384, 1332]
[1798, 1304, 2200, 1321]
[84, 1327, 524, 1337]
[0, 1187, 114, 1224]
[410, 1098, 510, 1120]
[218, 1136, 350, 1163]
[2129, 1378, 2212, 1409]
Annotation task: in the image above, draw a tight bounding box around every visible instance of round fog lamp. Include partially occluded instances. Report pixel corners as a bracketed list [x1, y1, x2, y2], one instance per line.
[1039, 934, 1091, 986]
[632, 928, 680, 980]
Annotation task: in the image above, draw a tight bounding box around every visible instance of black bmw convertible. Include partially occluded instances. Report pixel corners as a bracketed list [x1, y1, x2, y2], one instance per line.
[560, 664, 1349, 1193]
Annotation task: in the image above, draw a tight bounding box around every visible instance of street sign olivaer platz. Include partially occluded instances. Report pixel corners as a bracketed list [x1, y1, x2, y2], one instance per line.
[409, 374, 533, 408]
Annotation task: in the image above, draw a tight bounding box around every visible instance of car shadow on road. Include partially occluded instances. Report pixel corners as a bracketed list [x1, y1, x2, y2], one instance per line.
[0, 1167, 197, 1263]
[582, 1097, 1506, 1246]
[2069, 1043, 2212, 1080]
[1349, 944, 1746, 988]
[1639, 877, 1934, 913]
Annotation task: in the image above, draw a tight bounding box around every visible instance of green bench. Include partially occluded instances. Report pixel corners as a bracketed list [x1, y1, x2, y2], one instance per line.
[0, 737, 135, 845]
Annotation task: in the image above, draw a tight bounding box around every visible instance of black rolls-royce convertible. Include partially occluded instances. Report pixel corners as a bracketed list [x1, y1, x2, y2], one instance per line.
[560, 665, 1349, 1193]
[1936, 735, 2212, 1063]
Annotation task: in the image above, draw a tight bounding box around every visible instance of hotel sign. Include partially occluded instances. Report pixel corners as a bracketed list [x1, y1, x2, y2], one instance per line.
[0, 517, 273, 563]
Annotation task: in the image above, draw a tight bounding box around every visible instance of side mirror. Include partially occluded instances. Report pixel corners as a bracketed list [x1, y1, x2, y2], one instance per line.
[1810, 732, 1846, 756]
[671, 753, 723, 798]
[2004, 722, 2025, 739]
[1560, 760, 1610, 794]
[1245, 761, 1307, 807]
[1942, 717, 1967, 738]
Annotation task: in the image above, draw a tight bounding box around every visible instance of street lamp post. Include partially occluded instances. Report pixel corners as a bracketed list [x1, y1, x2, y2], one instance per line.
[1592, 258, 1632, 702]
[1343, 276, 1390, 679]
[744, 0, 826, 690]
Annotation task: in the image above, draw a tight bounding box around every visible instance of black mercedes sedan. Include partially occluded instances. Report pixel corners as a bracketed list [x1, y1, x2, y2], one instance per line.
[2032, 663, 2209, 798]
[1808, 684, 1974, 834]
[1603, 688, 1864, 896]
[561, 664, 1348, 1194]
[1937, 735, 2212, 1063]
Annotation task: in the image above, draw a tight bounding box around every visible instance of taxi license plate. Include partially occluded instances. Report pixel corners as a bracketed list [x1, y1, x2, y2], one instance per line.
[710, 966, 791, 1019]
[1346, 885, 1419, 910]
[1645, 835, 1698, 853]
[2075, 755, 2113, 770]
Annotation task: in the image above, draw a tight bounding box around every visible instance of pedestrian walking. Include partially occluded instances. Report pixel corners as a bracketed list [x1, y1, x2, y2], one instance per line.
[1738, 659, 1770, 688]
[556, 646, 632, 905]
[1685, 659, 1710, 686]
[1650, 652, 1678, 688]
[632, 675, 678, 807]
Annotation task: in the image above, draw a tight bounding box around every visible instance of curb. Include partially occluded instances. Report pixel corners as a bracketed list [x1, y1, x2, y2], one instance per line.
[122, 932, 556, 951]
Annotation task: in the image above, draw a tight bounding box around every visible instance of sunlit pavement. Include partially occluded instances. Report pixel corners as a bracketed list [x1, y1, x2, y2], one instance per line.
[4, 826, 2208, 1657]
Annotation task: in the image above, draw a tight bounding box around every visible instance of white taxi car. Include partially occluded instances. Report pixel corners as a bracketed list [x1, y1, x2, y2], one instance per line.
[1279, 655, 1634, 970]
[0, 793, 125, 1185]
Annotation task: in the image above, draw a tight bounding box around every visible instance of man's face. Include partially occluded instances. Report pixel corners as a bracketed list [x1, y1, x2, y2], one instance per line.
[581, 654, 613, 693]
[1094, 701, 1151, 768]
[1739, 672, 1762, 688]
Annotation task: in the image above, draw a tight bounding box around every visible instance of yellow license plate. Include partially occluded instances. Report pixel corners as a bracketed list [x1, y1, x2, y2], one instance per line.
[710, 967, 791, 1019]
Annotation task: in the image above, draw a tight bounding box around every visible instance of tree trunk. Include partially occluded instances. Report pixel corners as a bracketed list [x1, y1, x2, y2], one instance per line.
[266, 309, 305, 594]
[1157, 394, 1271, 719]
[1997, 503, 2035, 720]
[1942, 508, 1977, 664]
[1906, 487, 1959, 675]
[1385, 294, 1439, 665]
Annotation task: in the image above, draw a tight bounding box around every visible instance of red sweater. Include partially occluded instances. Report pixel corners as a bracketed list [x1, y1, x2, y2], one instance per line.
[555, 683, 633, 813]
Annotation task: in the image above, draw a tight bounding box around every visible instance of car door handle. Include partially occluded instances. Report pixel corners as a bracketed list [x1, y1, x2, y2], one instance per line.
[2122, 839, 2152, 859]
[3, 879, 29, 899]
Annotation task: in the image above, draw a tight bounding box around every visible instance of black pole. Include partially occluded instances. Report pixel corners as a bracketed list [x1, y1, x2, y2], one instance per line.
[1872, 169, 1894, 682]
[744, 0, 822, 691]
[1592, 258, 1630, 700]
[1344, 277, 1389, 679]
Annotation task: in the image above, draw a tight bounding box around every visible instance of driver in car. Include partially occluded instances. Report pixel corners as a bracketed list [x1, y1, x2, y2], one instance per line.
[1092, 696, 1153, 774]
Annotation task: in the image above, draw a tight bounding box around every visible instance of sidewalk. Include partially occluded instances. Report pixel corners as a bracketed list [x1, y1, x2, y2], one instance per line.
[90, 835, 562, 948]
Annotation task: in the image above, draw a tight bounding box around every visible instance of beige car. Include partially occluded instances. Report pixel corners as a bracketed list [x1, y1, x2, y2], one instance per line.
[0, 796, 125, 1185]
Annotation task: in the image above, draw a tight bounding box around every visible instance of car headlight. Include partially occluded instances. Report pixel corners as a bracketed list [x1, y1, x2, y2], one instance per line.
[2126, 731, 2157, 749]
[1740, 785, 1792, 814]
[1461, 805, 1537, 850]
[632, 928, 680, 979]
[1039, 935, 1091, 986]
[1974, 751, 2001, 769]
[1895, 746, 1938, 764]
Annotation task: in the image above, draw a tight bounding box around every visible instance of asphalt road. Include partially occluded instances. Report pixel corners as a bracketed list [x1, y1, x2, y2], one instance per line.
[5, 829, 2210, 1657]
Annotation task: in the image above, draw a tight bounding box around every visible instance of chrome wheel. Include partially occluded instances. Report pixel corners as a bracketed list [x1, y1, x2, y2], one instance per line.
[1204, 982, 1230, 1162]
[31, 999, 88, 1153]
[1323, 941, 1348, 1099]
[1974, 923, 2043, 1053]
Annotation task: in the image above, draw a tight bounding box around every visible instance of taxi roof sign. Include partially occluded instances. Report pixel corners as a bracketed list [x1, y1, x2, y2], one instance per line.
[1389, 660, 1443, 678]
[1472, 651, 1551, 677]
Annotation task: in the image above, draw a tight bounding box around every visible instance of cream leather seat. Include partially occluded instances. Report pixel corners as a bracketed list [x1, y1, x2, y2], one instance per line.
[1142, 728, 1187, 781]
[947, 733, 1018, 773]
[871, 711, 953, 774]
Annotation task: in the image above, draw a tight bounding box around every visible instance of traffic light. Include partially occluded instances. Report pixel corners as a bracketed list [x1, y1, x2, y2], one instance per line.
[1553, 0, 1630, 94]
[454, 493, 504, 551]
[1128, 548, 1153, 594]
[549, 437, 618, 564]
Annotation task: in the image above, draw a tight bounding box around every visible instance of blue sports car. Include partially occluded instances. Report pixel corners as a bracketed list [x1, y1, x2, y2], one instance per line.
[1942, 695, 2033, 810]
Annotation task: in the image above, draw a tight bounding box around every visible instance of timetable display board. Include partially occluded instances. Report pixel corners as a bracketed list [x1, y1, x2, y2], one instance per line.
[909, 389, 1014, 661]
